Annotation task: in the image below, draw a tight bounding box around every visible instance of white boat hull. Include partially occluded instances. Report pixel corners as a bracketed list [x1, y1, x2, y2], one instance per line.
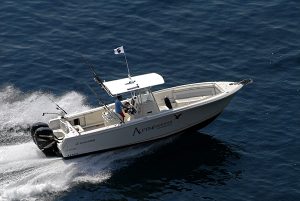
[31, 79, 251, 158]
[59, 93, 235, 158]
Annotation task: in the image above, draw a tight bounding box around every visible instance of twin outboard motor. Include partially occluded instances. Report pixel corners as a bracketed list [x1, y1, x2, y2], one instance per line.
[30, 122, 60, 156]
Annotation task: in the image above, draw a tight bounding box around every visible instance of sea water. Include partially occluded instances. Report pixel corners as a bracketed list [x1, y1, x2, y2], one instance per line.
[0, 0, 299, 200]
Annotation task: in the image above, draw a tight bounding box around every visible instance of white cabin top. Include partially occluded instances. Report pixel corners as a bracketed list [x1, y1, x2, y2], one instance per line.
[103, 73, 164, 95]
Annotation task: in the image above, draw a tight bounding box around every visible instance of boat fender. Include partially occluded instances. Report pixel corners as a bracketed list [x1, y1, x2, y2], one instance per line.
[164, 96, 173, 109]
[30, 122, 49, 144]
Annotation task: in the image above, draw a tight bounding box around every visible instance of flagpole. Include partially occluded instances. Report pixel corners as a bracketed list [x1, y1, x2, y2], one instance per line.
[114, 46, 133, 82]
[123, 51, 131, 79]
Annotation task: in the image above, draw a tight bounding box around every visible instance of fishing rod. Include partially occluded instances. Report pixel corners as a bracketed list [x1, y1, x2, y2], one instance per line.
[86, 83, 124, 124]
[44, 96, 68, 116]
[81, 56, 113, 97]
[47, 96, 68, 114]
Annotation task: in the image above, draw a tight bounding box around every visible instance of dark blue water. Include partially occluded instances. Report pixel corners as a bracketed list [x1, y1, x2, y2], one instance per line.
[0, 0, 299, 200]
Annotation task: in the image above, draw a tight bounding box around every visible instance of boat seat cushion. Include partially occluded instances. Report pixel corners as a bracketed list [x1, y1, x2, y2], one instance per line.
[159, 105, 169, 111]
[173, 88, 215, 104]
[174, 88, 215, 99]
[175, 96, 210, 104]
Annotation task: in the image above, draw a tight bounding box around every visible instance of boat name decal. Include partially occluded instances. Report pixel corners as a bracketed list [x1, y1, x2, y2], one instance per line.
[133, 120, 173, 136]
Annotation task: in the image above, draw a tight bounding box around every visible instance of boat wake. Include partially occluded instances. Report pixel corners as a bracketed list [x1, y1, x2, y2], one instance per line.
[0, 85, 164, 201]
[0, 141, 157, 201]
[0, 85, 90, 144]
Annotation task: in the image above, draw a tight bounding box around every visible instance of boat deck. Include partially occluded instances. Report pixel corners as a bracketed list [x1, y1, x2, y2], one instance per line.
[54, 82, 226, 138]
[82, 123, 105, 132]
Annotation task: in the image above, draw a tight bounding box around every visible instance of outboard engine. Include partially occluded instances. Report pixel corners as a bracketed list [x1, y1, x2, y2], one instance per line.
[30, 122, 48, 144]
[30, 122, 60, 156]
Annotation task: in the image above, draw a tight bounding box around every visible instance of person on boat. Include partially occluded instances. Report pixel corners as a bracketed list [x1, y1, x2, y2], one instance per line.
[115, 95, 126, 121]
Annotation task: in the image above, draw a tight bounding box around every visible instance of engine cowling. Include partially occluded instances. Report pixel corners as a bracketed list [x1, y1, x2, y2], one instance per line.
[31, 122, 60, 157]
[30, 122, 49, 144]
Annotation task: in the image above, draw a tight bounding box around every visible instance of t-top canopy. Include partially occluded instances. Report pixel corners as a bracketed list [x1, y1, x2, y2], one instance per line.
[103, 73, 164, 96]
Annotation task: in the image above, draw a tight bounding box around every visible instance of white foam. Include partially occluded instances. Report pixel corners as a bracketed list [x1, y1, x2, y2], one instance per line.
[0, 142, 46, 163]
[0, 86, 166, 201]
[0, 85, 90, 131]
[0, 141, 155, 201]
[0, 86, 93, 200]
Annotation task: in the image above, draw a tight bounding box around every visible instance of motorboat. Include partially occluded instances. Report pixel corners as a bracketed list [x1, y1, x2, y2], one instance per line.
[31, 71, 251, 158]
[31, 47, 251, 158]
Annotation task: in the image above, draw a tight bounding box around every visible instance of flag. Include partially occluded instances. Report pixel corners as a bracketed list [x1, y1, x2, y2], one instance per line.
[114, 46, 124, 54]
